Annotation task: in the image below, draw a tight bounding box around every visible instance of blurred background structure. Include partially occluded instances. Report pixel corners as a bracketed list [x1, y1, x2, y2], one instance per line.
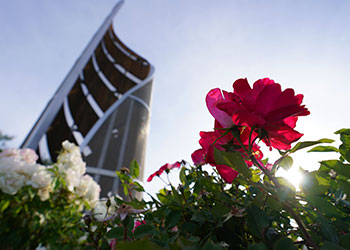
[21, 1, 154, 196]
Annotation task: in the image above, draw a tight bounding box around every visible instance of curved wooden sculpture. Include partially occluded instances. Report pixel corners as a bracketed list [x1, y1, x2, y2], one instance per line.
[22, 1, 154, 196]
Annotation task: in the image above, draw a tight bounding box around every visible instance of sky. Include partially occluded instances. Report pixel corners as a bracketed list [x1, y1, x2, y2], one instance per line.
[1, 0, 350, 194]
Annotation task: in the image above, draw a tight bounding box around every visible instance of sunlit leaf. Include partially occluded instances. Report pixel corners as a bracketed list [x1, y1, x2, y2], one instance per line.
[214, 148, 251, 178]
[335, 128, 350, 135]
[133, 181, 144, 192]
[276, 177, 296, 193]
[275, 177, 296, 201]
[129, 160, 140, 179]
[278, 156, 293, 171]
[290, 139, 334, 153]
[321, 160, 350, 178]
[308, 145, 339, 153]
[157, 188, 169, 204]
[301, 172, 328, 195]
[179, 167, 186, 185]
[335, 129, 350, 162]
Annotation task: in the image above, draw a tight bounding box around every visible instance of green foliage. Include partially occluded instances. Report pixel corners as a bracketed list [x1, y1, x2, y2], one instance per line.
[289, 138, 334, 153]
[278, 156, 293, 171]
[0, 183, 85, 249]
[79, 129, 350, 250]
[214, 147, 251, 178]
[3, 129, 350, 249]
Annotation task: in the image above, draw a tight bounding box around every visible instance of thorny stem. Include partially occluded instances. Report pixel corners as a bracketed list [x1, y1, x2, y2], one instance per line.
[233, 133, 319, 250]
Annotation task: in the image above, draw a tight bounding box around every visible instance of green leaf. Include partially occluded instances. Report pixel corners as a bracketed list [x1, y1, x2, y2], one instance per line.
[334, 130, 350, 162]
[339, 144, 350, 163]
[274, 237, 297, 250]
[301, 172, 328, 195]
[166, 210, 181, 228]
[246, 205, 269, 239]
[308, 145, 339, 153]
[335, 128, 350, 135]
[0, 200, 10, 213]
[246, 243, 269, 250]
[129, 160, 140, 179]
[321, 160, 350, 178]
[214, 148, 251, 178]
[337, 179, 350, 196]
[191, 211, 214, 224]
[320, 221, 339, 243]
[278, 156, 293, 171]
[157, 188, 169, 204]
[307, 195, 339, 217]
[180, 167, 186, 185]
[133, 224, 154, 239]
[320, 241, 347, 250]
[116, 170, 132, 183]
[106, 226, 124, 239]
[290, 138, 334, 153]
[133, 181, 144, 192]
[315, 175, 330, 187]
[275, 177, 295, 201]
[266, 196, 283, 211]
[276, 177, 296, 193]
[211, 201, 231, 217]
[117, 239, 163, 250]
[123, 185, 129, 196]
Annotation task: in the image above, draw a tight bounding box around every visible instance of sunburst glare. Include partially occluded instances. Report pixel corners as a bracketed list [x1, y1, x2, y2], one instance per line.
[276, 167, 304, 190]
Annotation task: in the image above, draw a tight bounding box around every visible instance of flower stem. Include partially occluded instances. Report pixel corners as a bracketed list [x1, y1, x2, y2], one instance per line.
[233, 133, 319, 249]
[250, 154, 318, 249]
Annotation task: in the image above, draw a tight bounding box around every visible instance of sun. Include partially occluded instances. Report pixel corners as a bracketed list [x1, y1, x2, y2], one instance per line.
[276, 167, 304, 190]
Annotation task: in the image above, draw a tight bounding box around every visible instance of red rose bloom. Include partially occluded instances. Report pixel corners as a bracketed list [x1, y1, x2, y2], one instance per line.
[147, 161, 181, 182]
[210, 78, 310, 150]
[191, 121, 263, 183]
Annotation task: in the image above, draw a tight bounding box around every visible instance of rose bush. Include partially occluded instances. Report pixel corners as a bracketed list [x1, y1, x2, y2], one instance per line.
[2, 78, 350, 250]
[77, 78, 350, 250]
[0, 141, 100, 249]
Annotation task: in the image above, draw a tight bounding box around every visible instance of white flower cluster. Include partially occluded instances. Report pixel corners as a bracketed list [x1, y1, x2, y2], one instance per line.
[0, 141, 101, 207]
[56, 141, 100, 207]
[0, 148, 53, 200]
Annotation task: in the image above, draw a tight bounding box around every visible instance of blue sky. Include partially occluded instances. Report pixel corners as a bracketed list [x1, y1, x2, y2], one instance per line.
[1, 0, 350, 193]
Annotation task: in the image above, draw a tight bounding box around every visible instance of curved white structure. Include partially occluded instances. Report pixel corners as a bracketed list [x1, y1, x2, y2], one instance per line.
[21, 1, 154, 197]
